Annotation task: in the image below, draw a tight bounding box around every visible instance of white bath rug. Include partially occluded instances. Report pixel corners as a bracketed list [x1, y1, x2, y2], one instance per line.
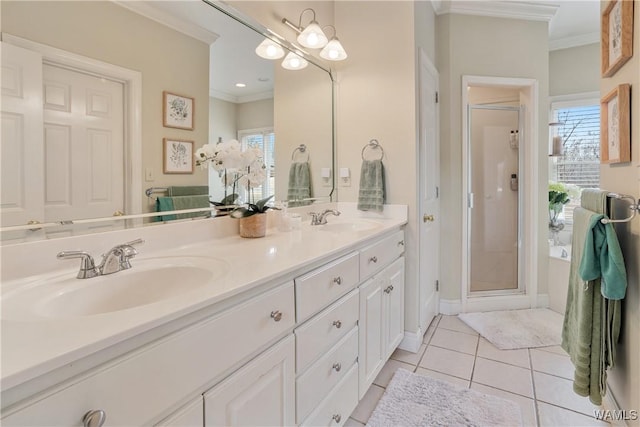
[458, 308, 563, 350]
[367, 368, 522, 427]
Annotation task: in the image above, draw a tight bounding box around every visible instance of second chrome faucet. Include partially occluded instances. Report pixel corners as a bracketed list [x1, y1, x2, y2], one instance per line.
[309, 209, 341, 225]
[57, 238, 144, 279]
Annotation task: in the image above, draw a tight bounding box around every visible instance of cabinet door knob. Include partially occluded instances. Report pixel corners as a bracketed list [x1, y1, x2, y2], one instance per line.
[398, 240, 405, 246]
[369, 256, 378, 263]
[270, 310, 283, 322]
[333, 320, 342, 329]
[83, 410, 106, 427]
[332, 414, 342, 423]
[332, 362, 342, 372]
[333, 276, 342, 285]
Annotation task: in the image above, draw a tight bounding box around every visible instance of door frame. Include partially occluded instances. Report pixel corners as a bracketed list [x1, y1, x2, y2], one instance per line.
[461, 75, 539, 313]
[2, 33, 142, 218]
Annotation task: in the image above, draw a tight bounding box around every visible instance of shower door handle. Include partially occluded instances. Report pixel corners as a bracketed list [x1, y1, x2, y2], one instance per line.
[468, 192, 474, 209]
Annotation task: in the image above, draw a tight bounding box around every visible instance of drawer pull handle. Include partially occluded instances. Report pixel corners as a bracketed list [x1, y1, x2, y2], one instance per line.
[332, 414, 342, 423]
[83, 410, 106, 427]
[398, 240, 405, 246]
[332, 362, 342, 372]
[333, 276, 342, 285]
[333, 320, 342, 329]
[369, 256, 378, 263]
[270, 310, 283, 322]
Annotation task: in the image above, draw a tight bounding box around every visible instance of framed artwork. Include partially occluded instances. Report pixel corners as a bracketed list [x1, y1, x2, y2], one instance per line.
[601, 0, 634, 77]
[163, 91, 194, 130]
[163, 138, 194, 174]
[600, 84, 631, 164]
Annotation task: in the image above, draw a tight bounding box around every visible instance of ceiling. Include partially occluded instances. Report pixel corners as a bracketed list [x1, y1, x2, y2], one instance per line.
[544, 1, 601, 50]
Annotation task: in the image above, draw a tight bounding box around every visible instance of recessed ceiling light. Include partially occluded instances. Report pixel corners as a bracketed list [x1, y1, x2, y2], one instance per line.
[258, 77, 270, 83]
[235, 83, 246, 88]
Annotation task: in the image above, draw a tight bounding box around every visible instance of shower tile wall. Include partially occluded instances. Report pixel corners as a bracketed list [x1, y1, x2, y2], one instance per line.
[470, 108, 520, 292]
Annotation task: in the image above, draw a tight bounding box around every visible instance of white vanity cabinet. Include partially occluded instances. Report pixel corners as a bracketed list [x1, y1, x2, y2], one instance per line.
[155, 398, 204, 427]
[358, 256, 405, 398]
[203, 335, 295, 427]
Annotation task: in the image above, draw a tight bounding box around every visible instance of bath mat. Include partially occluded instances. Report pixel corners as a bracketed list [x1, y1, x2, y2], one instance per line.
[458, 308, 563, 350]
[367, 368, 522, 427]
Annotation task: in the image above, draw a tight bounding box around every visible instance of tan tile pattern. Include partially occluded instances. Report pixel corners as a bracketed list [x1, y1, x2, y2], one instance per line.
[350, 314, 608, 426]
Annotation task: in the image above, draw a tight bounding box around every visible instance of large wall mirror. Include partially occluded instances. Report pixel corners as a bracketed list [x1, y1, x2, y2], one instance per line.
[0, 0, 334, 243]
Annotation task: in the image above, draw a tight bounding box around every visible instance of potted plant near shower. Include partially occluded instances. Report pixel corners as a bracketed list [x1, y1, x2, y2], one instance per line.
[195, 139, 275, 237]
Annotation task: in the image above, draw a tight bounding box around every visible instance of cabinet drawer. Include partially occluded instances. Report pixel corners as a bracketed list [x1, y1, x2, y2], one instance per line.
[2, 283, 294, 426]
[295, 289, 359, 373]
[359, 230, 405, 280]
[296, 327, 358, 424]
[295, 252, 359, 322]
[300, 363, 359, 427]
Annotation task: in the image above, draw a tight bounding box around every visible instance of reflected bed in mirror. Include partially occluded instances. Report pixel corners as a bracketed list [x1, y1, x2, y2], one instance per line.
[0, 0, 334, 244]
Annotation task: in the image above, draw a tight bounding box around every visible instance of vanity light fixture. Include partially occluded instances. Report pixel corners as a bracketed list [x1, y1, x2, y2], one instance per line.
[282, 8, 328, 49]
[281, 51, 308, 70]
[255, 37, 285, 59]
[319, 26, 347, 61]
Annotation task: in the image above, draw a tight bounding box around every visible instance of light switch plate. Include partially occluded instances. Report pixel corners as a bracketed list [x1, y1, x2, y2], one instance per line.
[145, 167, 154, 182]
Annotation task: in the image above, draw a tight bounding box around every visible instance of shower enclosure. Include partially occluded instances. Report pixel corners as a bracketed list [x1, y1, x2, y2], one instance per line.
[467, 105, 522, 294]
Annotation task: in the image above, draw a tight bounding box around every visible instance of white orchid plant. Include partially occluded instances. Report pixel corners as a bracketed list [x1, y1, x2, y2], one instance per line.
[195, 139, 272, 216]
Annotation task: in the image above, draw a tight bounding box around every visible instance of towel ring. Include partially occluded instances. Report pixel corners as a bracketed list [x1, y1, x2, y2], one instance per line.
[291, 144, 310, 162]
[361, 139, 384, 161]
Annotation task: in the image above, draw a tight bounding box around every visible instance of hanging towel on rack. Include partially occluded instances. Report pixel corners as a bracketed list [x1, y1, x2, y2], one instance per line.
[562, 188, 625, 405]
[156, 195, 210, 221]
[167, 186, 209, 196]
[357, 159, 385, 212]
[287, 162, 311, 207]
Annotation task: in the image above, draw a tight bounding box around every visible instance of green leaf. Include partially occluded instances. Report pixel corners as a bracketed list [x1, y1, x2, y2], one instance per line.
[255, 195, 274, 212]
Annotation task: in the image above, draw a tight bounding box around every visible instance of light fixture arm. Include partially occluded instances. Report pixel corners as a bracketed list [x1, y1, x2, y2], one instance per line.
[282, 8, 318, 34]
[298, 8, 317, 28]
[322, 25, 337, 39]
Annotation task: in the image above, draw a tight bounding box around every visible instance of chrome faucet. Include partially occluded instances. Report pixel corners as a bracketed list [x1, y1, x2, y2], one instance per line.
[309, 209, 341, 225]
[57, 238, 144, 279]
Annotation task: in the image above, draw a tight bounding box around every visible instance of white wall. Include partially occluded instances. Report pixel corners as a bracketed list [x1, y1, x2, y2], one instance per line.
[599, 1, 640, 421]
[549, 43, 599, 96]
[436, 14, 549, 302]
[236, 99, 274, 131]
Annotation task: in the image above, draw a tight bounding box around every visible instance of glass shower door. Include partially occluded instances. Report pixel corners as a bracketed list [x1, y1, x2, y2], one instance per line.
[468, 106, 521, 293]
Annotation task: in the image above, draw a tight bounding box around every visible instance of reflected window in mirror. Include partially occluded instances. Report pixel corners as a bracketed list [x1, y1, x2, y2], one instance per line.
[239, 129, 275, 202]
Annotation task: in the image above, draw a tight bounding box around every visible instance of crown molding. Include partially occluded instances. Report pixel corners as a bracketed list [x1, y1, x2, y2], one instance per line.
[113, 1, 219, 45]
[209, 89, 274, 104]
[431, 0, 559, 22]
[550, 31, 600, 51]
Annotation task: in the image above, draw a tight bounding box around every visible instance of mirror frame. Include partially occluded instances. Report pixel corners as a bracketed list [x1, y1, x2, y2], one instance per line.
[0, 0, 336, 236]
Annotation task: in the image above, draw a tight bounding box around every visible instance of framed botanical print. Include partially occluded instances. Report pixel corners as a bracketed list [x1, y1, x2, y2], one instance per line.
[601, 0, 634, 77]
[163, 91, 194, 130]
[600, 84, 631, 164]
[163, 138, 194, 174]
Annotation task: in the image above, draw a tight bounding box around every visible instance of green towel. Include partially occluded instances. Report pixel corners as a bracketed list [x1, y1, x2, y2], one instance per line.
[562, 206, 623, 405]
[156, 195, 210, 221]
[155, 197, 176, 221]
[357, 159, 385, 212]
[287, 162, 311, 207]
[580, 214, 627, 300]
[167, 186, 209, 196]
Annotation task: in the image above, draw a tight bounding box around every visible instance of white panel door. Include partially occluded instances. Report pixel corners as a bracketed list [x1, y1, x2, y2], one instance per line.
[204, 336, 295, 427]
[42, 64, 124, 224]
[418, 49, 440, 332]
[384, 257, 405, 359]
[358, 276, 384, 399]
[0, 42, 44, 236]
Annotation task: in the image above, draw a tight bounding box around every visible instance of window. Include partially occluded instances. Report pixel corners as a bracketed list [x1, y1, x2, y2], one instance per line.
[550, 95, 600, 227]
[238, 128, 275, 202]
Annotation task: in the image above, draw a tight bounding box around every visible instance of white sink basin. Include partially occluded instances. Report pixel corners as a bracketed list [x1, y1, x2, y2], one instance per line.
[2, 256, 229, 320]
[317, 220, 381, 233]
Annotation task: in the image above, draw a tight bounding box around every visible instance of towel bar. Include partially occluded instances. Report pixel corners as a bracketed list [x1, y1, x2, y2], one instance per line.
[601, 192, 639, 224]
[145, 187, 168, 200]
[291, 144, 309, 161]
[361, 139, 384, 160]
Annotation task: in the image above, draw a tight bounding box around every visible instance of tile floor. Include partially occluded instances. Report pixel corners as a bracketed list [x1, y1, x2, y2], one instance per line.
[347, 315, 609, 427]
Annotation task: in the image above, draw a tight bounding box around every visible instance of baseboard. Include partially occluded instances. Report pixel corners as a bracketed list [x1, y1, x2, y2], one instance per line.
[600, 386, 632, 426]
[439, 299, 462, 315]
[398, 329, 423, 353]
[537, 294, 549, 308]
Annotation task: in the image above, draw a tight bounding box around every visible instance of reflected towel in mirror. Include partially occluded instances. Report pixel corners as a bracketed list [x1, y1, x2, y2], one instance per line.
[288, 162, 311, 207]
[156, 195, 210, 221]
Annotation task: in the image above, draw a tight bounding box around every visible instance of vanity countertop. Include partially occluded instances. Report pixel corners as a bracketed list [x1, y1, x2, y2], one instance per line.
[1, 207, 406, 394]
